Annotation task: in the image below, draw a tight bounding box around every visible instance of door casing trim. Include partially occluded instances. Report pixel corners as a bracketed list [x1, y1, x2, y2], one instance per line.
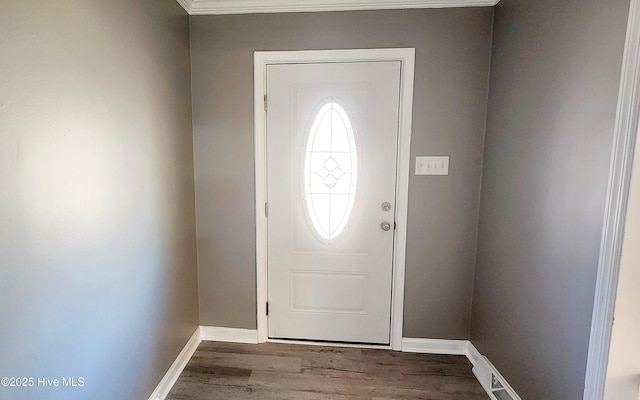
[254, 48, 415, 350]
[584, 0, 640, 397]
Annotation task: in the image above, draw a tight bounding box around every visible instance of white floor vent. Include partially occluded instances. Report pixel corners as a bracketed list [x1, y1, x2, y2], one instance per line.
[472, 355, 522, 400]
[489, 373, 515, 400]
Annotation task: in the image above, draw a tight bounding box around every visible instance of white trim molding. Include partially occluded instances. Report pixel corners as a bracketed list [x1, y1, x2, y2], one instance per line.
[254, 48, 415, 350]
[400, 339, 523, 400]
[178, 0, 499, 15]
[401, 338, 469, 355]
[147, 328, 201, 400]
[465, 341, 483, 366]
[269, 338, 391, 350]
[585, 0, 640, 398]
[199, 326, 259, 344]
[467, 342, 523, 400]
[174, 0, 192, 13]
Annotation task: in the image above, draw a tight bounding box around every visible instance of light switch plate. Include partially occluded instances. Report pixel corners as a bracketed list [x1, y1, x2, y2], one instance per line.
[415, 156, 449, 176]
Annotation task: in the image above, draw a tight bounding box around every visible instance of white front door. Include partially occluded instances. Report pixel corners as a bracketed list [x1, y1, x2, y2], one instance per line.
[266, 61, 401, 344]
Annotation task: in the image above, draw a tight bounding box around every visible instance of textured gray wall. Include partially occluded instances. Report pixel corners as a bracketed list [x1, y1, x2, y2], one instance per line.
[0, 1, 198, 399]
[470, 0, 630, 399]
[191, 8, 493, 338]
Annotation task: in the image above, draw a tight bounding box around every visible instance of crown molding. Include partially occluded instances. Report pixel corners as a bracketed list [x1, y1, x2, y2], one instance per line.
[175, 0, 192, 13]
[177, 0, 500, 15]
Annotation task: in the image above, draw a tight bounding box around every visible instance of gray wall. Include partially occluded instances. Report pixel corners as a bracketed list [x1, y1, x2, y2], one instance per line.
[470, 0, 630, 399]
[191, 9, 493, 338]
[0, 1, 198, 399]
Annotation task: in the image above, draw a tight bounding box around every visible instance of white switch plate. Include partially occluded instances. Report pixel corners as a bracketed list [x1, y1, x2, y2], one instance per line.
[415, 156, 449, 176]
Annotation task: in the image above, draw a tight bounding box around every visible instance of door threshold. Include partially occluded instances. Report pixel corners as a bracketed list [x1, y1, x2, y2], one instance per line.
[267, 338, 392, 350]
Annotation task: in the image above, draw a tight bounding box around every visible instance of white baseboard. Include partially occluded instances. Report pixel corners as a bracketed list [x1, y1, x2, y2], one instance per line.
[401, 339, 522, 400]
[401, 338, 469, 355]
[467, 342, 522, 400]
[147, 328, 201, 400]
[465, 340, 483, 366]
[199, 326, 259, 344]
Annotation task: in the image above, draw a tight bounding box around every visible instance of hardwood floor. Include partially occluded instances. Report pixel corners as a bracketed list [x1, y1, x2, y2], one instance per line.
[167, 341, 488, 400]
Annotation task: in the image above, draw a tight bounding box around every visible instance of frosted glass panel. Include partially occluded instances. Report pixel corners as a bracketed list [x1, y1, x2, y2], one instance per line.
[303, 102, 358, 242]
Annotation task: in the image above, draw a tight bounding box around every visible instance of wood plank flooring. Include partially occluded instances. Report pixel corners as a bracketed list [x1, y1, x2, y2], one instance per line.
[167, 341, 488, 400]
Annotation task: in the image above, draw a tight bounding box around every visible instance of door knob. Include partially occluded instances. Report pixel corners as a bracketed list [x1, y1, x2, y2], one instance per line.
[381, 221, 392, 231]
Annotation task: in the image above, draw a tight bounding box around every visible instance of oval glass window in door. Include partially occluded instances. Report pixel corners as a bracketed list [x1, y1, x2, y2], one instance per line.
[303, 101, 358, 242]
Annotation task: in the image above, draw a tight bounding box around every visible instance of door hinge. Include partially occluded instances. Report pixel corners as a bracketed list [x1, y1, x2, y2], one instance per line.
[266, 302, 269, 316]
[264, 94, 268, 112]
[265, 202, 269, 217]
[394, 221, 397, 230]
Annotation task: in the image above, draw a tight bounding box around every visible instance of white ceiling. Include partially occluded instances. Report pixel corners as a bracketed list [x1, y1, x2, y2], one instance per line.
[176, 0, 500, 15]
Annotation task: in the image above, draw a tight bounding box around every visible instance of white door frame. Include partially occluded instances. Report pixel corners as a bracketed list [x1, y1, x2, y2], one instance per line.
[254, 48, 415, 350]
[584, 0, 640, 398]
